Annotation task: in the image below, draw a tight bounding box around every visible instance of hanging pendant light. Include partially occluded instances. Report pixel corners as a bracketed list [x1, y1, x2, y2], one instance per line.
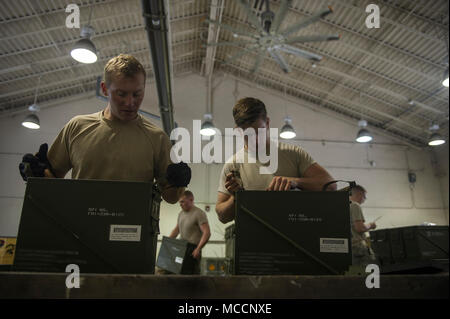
[279, 85, 296, 139]
[280, 116, 296, 139]
[200, 113, 216, 136]
[355, 91, 373, 143]
[70, 7, 97, 64]
[22, 113, 40, 130]
[22, 77, 41, 130]
[356, 120, 373, 143]
[442, 69, 449, 88]
[71, 25, 97, 64]
[428, 123, 446, 146]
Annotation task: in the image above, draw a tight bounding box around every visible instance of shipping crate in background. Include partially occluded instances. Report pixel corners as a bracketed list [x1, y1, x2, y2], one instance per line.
[370, 226, 449, 273]
[156, 236, 197, 274]
[200, 257, 231, 276]
[233, 191, 352, 275]
[14, 178, 161, 274]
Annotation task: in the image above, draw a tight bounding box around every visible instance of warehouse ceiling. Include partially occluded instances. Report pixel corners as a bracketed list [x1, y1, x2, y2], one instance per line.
[0, 0, 448, 148]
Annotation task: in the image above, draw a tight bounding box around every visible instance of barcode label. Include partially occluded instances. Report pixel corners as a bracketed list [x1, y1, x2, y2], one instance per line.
[322, 239, 345, 245]
[114, 228, 137, 233]
[109, 225, 141, 242]
[320, 238, 348, 253]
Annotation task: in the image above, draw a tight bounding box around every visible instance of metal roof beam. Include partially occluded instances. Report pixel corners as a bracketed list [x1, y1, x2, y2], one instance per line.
[222, 68, 426, 149]
[217, 55, 429, 135]
[277, 4, 447, 70]
[1, 37, 201, 87]
[0, 58, 200, 113]
[332, 0, 446, 44]
[0, 12, 206, 43]
[0, 0, 120, 25]
[222, 15, 449, 105]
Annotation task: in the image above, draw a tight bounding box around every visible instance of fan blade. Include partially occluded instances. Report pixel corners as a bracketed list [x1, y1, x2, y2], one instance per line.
[238, 0, 266, 34]
[268, 48, 291, 73]
[205, 41, 255, 48]
[271, 0, 291, 33]
[205, 19, 258, 39]
[281, 6, 333, 37]
[223, 48, 253, 65]
[278, 45, 322, 61]
[250, 50, 266, 74]
[285, 34, 340, 44]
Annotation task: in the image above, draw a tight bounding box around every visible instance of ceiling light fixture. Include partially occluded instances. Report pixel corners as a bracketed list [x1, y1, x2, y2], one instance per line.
[442, 68, 449, 88]
[200, 113, 216, 136]
[71, 26, 97, 64]
[22, 77, 41, 130]
[356, 120, 373, 143]
[70, 7, 97, 64]
[279, 85, 296, 139]
[22, 113, 40, 130]
[280, 116, 296, 139]
[355, 91, 373, 143]
[443, 76, 449, 88]
[428, 123, 446, 146]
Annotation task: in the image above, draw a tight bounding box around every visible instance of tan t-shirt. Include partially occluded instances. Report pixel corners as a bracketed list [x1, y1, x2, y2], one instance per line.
[218, 141, 316, 194]
[177, 206, 209, 245]
[350, 201, 368, 252]
[47, 111, 172, 186]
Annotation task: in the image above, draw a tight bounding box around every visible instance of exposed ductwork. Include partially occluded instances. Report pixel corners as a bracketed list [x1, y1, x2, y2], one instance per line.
[141, 0, 175, 136]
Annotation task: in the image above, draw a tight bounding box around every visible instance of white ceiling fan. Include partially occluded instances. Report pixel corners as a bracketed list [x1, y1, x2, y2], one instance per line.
[206, 0, 340, 74]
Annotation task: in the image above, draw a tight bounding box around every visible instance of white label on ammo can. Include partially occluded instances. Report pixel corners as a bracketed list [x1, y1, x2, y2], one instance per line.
[320, 238, 349, 253]
[109, 225, 142, 242]
[175, 257, 183, 264]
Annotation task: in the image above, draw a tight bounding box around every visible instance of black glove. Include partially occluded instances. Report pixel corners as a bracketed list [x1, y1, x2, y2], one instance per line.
[166, 161, 191, 187]
[19, 143, 52, 181]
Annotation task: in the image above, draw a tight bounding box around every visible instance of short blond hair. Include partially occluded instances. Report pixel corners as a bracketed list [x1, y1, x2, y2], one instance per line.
[103, 54, 146, 87]
[182, 190, 194, 199]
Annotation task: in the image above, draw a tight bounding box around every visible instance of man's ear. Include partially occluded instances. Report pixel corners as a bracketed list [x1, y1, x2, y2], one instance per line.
[266, 117, 270, 127]
[100, 81, 109, 97]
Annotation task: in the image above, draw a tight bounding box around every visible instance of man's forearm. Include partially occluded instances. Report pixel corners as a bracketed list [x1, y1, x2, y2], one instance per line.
[196, 231, 211, 251]
[162, 186, 185, 204]
[296, 174, 336, 191]
[169, 229, 179, 238]
[354, 223, 371, 233]
[216, 195, 235, 223]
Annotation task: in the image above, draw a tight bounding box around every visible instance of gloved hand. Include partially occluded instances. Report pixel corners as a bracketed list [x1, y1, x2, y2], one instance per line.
[166, 161, 191, 187]
[19, 143, 52, 181]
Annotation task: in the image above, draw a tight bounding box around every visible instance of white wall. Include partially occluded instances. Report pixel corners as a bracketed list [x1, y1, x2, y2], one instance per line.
[1, 73, 448, 259]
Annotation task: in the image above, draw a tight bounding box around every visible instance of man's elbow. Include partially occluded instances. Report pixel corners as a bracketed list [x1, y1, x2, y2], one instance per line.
[216, 208, 231, 224]
[322, 175, 337, 191]
[327, 182, 338, 191]
[162, 194, 178, 204]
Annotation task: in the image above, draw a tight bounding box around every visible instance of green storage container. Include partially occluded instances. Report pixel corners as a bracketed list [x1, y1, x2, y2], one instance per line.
[370, 226, 449, 265]
[14, 178, 161, 274]
[156, 236, 197, 274]
[200, 257, 231, 276]
[233, 191, 352, 275]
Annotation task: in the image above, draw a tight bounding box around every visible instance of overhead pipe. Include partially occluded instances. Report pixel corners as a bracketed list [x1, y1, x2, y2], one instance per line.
[141, 0, 175, 136]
